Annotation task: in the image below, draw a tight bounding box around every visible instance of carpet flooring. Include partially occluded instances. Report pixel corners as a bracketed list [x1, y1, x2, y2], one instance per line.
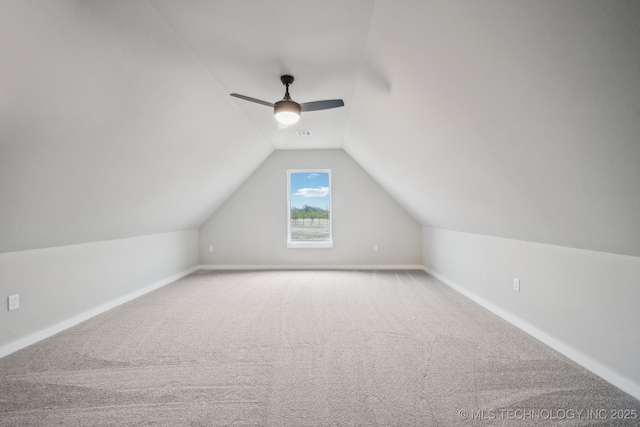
[0, 270, 638, 426]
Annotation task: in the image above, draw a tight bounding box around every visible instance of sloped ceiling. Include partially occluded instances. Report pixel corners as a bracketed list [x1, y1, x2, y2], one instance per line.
[1, 1, 639, 256]
[345, 0, 640, 256]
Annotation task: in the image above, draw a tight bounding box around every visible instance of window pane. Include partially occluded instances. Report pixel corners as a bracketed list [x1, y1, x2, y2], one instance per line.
[288, 170, 331, 245]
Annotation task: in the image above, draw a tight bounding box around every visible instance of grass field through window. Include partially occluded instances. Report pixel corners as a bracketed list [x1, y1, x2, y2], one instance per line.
[290, 217, 330, 240]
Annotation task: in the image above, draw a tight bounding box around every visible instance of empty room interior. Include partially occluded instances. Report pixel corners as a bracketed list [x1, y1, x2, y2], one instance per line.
[1, 1, 639, 425]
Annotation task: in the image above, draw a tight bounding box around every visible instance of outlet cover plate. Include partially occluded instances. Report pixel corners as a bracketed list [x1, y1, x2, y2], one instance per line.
[513, 278, 520, 292]
[8, 294, 19, 311]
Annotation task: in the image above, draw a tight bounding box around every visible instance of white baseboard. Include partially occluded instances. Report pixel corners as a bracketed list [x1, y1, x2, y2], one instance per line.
[0, 266, 198, 360]
[199, 264, 424, 271]
[422, 266, 640, 401]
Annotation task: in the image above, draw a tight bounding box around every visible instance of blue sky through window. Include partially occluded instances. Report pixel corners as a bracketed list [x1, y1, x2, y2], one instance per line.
[289, 172, 330, 210]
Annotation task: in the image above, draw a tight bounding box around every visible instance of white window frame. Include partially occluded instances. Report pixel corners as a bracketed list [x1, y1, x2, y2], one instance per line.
[287, 169, 333, 249]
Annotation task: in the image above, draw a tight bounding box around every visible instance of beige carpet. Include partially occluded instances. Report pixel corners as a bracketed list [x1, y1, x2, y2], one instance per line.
[1, 270, 638, 426]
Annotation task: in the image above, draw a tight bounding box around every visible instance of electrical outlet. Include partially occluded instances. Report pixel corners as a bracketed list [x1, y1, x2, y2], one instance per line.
[513, 278, 520, 292]
[8, 294, 19, 311]
[208, 245, 213, 253]
[373, 244, 379, 252]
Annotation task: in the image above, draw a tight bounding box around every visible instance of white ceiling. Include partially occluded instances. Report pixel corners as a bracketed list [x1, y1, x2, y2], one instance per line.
[1, 0, 639, 256]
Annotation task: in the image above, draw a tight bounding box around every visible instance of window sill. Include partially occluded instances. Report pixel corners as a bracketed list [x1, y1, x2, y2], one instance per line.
[287, 241, 334, 249]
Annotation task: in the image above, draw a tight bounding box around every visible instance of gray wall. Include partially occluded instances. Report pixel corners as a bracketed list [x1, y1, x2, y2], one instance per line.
[199, 149, 421, 267]
[422, 226, 640, 394]
[1, 230, 199, 352]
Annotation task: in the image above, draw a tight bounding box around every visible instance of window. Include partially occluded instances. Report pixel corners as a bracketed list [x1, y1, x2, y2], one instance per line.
[287, 169, 332, 248]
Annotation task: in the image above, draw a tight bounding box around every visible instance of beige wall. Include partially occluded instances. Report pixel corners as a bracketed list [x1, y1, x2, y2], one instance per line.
[199, 149, 421, 267]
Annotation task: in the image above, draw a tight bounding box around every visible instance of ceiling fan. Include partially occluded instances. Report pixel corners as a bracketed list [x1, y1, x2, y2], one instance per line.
[230, 75, 344, 126]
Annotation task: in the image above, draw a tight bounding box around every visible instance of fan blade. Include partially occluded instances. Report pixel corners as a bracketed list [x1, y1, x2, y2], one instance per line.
[300, 99, 345, 112]
[230, 93, 274, 108]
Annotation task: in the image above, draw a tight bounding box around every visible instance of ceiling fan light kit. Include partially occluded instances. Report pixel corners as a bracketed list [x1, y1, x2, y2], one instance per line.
[274, 100, 301, 125]
[230, 75, 344, 126]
